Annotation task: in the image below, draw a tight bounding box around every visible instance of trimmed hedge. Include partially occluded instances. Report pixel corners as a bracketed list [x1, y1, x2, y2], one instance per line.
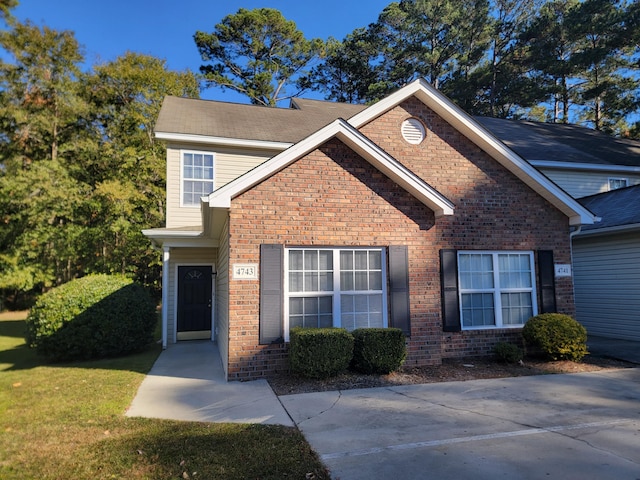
[26, 274, 157, 361]
[351, 328, 407, 374]
[289, 327, 353, 379]
[494, 342, 523, 363]
[522, 313, 588, 362]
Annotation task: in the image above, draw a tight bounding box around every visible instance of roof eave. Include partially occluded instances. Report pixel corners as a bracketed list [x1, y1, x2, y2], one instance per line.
[573, 222, 640, 238]
[155, 131, 292, 150]
[142, 227, 217, 248]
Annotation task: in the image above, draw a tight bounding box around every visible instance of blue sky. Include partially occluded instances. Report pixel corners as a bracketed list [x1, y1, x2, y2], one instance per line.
[13, 0, 391, 101]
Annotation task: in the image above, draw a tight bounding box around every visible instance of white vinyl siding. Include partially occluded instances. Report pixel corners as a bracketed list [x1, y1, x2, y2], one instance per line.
[216, 218, 230, 377]
[539, 168, 640, 198]
[573, 232, 640, 341]
[165, 144, 274, 228]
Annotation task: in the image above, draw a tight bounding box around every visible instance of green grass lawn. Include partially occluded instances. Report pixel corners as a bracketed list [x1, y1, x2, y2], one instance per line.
[0, 311, 328, 479]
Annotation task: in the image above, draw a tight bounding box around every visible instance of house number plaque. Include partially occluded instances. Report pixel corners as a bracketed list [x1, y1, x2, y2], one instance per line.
[233, 263, 258, 280]
[554, 264, 572, 277]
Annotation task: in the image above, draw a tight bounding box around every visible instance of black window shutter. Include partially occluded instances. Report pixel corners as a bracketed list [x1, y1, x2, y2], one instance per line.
[259, 244, 284, 344]
[537, 250, 557, 313]
[440, 249, 461, 332]
[388, 245, 411, 337]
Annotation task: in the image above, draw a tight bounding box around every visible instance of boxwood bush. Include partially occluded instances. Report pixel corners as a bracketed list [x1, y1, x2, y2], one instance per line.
[26, 274, 157, 361]
[351, 328, 407, 374]
[494, 342, 523, 363]
[289, 327, 354, 379]
[522, 313, 588, 362]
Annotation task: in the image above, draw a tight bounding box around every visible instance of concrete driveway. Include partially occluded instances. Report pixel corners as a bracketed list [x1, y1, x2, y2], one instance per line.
[280, 368, 640, 480]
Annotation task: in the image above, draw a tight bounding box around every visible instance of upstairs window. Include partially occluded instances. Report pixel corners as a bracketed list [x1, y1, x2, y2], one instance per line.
[182, 151, 214, 206]
[608, 177, 628, 191]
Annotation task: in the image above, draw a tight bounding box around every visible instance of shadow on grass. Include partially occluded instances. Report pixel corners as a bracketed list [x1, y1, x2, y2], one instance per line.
[79, 420, 329, 480]
[0, 317, 161, 373]
[0, 319, 28, 338]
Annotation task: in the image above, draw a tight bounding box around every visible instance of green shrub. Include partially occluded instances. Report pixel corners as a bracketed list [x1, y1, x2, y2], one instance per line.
[494, 342, 523, 363]
[26, 274, 157, 361]
[351, 328, 407, 374]
[522, 313, 588, 362]
[289, 327, 354, 379]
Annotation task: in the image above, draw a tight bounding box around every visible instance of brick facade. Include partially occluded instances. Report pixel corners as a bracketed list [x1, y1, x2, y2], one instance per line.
[225, 97, 575, 380]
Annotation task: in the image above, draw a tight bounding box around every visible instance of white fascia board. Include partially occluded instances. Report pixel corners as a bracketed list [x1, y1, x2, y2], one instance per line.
[530, 160, 640, 173]
[142, 228, 217, 248]
[155, 131, 292, 151]
[350, 78, 596, 226]
[142, 228, 203, 238]
[208, 118, 454, 216]
[572, 222, 640, 238]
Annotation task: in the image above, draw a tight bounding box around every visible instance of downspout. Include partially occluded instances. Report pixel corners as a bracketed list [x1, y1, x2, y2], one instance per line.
[569, 226, 582, 310]
[161, 246, 170, 349]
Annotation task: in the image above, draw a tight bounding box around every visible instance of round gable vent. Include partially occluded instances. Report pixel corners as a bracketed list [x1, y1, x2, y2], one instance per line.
[401, 117, 426, 145]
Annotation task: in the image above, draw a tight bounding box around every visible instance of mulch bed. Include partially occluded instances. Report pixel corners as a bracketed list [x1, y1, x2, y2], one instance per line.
[267, 354, 635, 396]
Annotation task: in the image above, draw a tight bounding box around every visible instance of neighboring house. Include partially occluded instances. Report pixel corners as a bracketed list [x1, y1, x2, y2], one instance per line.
[476, 117, 640, 198]
[571, 185, 640, 341]
[144, 79, 596, 380]
[479, 118, 640, 341]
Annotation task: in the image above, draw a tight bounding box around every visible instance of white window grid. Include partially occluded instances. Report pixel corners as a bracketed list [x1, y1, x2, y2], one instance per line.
[181, 151, 215, 207]
[284, 247, 388, 341]
[608, 177, 628, 191]
[457, 251, 538, 330]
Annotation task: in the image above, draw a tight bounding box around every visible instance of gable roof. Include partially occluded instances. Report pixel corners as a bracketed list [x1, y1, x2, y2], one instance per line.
[348, 78, 596, 226]
[154, 95, 366, 148]
[576, 185, 640, 236]
[155, 79, 598, 226]
[208, 118, 455, 218]
[477, 116, 640, 169]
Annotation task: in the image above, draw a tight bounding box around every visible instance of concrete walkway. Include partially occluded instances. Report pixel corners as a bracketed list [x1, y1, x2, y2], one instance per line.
[127, 338, 640, 478]
[282, 368, 640, 479]
[126, 341, 293, 426]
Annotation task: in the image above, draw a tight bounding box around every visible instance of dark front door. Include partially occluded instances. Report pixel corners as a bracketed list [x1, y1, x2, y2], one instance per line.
[177, 266, 212, 340]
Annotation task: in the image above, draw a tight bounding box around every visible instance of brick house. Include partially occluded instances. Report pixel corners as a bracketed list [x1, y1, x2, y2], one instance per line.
[143, 79, 596, 380]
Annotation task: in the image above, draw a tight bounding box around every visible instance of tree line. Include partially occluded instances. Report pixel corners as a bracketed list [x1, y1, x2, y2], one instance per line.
[1, 0, 639, 305]
[0, 7, 198, 307]
[202, 0, 640, 135]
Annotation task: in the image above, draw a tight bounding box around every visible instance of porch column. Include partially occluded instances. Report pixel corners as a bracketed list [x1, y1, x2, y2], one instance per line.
[162, 246, 170, 349]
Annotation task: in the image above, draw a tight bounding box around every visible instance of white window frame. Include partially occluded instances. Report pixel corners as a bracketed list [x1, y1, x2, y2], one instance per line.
[283, 247, 388, 341]
[180, 150, 215, 207]
[608, 177, 628, 191]
[457, 251, 538, 330]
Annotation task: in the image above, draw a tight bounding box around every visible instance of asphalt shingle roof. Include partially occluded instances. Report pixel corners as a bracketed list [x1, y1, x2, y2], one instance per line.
[477, 116, 640, 167]
[155, 96, 367, 144]
[578, 185, 640, 231]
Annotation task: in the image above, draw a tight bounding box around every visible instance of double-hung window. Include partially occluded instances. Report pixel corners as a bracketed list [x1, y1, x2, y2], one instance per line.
[182, 151, 214, 206]
[285, 248, 387, 339]
[458, 251, 537, 329]
[608, 177, 628, 191]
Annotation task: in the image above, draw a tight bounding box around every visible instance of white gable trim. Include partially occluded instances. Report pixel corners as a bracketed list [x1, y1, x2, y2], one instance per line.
[155, 131, 292, 151]
[208, 118, 455, 217]
[349, 79, 597, 226]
